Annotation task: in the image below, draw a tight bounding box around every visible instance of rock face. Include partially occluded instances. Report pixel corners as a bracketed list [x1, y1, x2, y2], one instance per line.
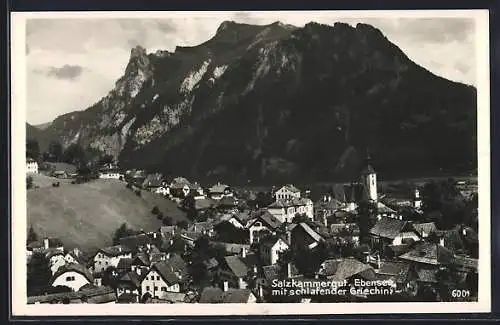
[37, 21, 477, 184]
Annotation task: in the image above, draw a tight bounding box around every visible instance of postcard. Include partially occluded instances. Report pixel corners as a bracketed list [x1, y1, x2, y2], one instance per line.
[11, 9, 491, 316]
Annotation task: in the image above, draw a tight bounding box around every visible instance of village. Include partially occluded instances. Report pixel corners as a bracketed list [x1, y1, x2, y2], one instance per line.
[25, 156, 479, 304]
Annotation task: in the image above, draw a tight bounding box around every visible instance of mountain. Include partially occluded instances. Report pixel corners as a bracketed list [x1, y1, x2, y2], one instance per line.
[37, 21, 477, 184]
[33, 121, 52, 130]
[26, 122, 57, 153]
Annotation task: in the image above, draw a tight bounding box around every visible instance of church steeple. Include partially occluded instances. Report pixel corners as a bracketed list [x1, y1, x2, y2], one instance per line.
[361, 150, 377, 202]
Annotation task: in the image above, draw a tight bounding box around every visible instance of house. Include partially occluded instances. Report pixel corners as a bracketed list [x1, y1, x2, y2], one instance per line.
[375, 261, 415, 294]
[290, 222, 325, 251]
[116, 271, 143, 303]
[50, 263, 94, 292]
[267, 198, 314, 223]
[316, 258, 375, 282]
[142, 173, 164, 192]
[116, 258, 134, 274]
[169, 177, 194, 198]
[399, 242, 455, 267]
[92, 245, 133, 274]
[315, 196, 345, 226]
[26, 158, 39, 174]
[330, 223, 360, 245]
[259, 235, 289, 265]
[119, 233, 157, 253]
[27, 237, 64, 258]
[369, 218, 420, 249]
[208, 182, 233, 200]
[376, 201, 399, 219]
[140, 260, 183, 300]
[217, 196, 240, 211]
[274, 184, 301, 201]
[187, 221, 215, 237]
[220, 254, 253, 289]
[246, 211, 282, 244]
[154, 186, 170, 196]
[98, 168, 122, 180]
[412, 222, 438, 239]
[28, 286, 116, 304]
[199, 286, 257, 303]
[45, 249, 67, 275]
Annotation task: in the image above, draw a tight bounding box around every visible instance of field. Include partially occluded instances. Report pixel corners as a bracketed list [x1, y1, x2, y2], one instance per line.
[27, 177, 187, 253]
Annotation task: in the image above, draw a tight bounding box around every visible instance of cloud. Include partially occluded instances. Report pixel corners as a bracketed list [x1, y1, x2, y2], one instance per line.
[47, 64, 83, 80]
[23, 13, 477, 124]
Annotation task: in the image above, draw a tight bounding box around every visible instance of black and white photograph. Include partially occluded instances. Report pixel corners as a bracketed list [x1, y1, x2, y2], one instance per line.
[11, 10, 490, 315]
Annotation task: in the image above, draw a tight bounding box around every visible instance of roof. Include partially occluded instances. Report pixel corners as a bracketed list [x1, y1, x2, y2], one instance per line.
[277, 184, 301, 193]
[51, 263, 93, 284]
[160, 226, 177, 237]
[330, 223, 360, 236]
[116, 258, 134, 270]
[142, 173, 163, 188]
[119, 233, 153, 251]
[203, 257, 219, 270]
[453, 255, 478, 272]
[416, 268, 438, 283]
[133, 252, 151, 266]
[199, 287, 253, 303]
[224, 255, 249, 278]
[99, 245, 132, 257]
[212, 242, 251, 255]
[268, 198, 312, 209]
[294, 222, 324, 243]
[413, 222, 438, 237]
[260, 235, 288, 250]
[361, 164, 376, 175]
[119, 271, 143, 288]
[376, 202, 397, 214]
[377, 261, 411, 283]
[315, 198, 344, 211]
[399, 242, 454, 266]
[209, 183, 230, 194]
[151, 260, 182, 286]
[369, 218, 408, 239]
[117, 292, 139, 303]
[318, 258, 373, 281]
[262, 265, 280, 281]
[218, 196, 239, 207]
[28, 286, 116, 304]
[248, 211, 282, 230]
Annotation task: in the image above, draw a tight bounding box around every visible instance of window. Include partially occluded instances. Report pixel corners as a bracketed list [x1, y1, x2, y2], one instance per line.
[157, 276, 160, 280]
[161, 287, 167, 292]
[66, 276, 75, 281]
[154, 286, 158, 291]
[146, 286, 150, 291]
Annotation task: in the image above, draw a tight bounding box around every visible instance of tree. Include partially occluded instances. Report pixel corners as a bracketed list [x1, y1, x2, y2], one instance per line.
[26, 176, 34, 190]
[27, 252, 51, 296]
[102, 266, 120, 289]
[112, 223, 139, 245]
[162, 215, 174, 226]
[46, 285, 72, 294]
[26, 139, 40, 160]
[292, 213, 309, 224]
[27, 225, 38, 245]
[99, 154, 114, 166]
[48, 141, 63, 162]
[182, 194, 198, 221]
[63, 143, 87, 164]
[151, 206, 160, 215]
[176, 220, 189, 230]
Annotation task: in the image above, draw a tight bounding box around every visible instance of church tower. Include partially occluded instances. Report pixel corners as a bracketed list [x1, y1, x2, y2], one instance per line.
[361, 154, 377, 202]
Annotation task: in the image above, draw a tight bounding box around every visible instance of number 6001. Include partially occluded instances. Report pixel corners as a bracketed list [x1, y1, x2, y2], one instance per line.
[451, 289, 471, 298]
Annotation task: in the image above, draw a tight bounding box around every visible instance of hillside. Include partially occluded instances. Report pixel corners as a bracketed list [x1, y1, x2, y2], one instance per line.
[26, 122, 58, 153]
[35, 21, 477, 184]
[27, 178, 187, 252]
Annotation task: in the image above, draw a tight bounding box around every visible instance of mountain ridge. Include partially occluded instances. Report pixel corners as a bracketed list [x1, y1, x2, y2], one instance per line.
[29, 21, 477, 184]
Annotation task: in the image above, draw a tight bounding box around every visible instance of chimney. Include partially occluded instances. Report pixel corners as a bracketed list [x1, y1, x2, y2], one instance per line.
[253, 265, 258, 274]
[223, 281, 229, 292]
[166, 252, 171, 259]
[462, 228, 467, 236]
[193, 224, 197, 232]
[153, 232, 157, 239]
[241, 247, 247, 258]
[258, 285, 264, 299]
[169, 239, 174, 245]
[287, 231, 292, 246]
[377, 254, 381, 269]
[43, 238, 49, 250]
[286, 263, 292, 278]
[439, 237, 445, 247]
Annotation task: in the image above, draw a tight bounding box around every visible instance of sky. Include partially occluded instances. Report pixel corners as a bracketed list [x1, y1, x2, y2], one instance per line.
[23, 11, 478, 125]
